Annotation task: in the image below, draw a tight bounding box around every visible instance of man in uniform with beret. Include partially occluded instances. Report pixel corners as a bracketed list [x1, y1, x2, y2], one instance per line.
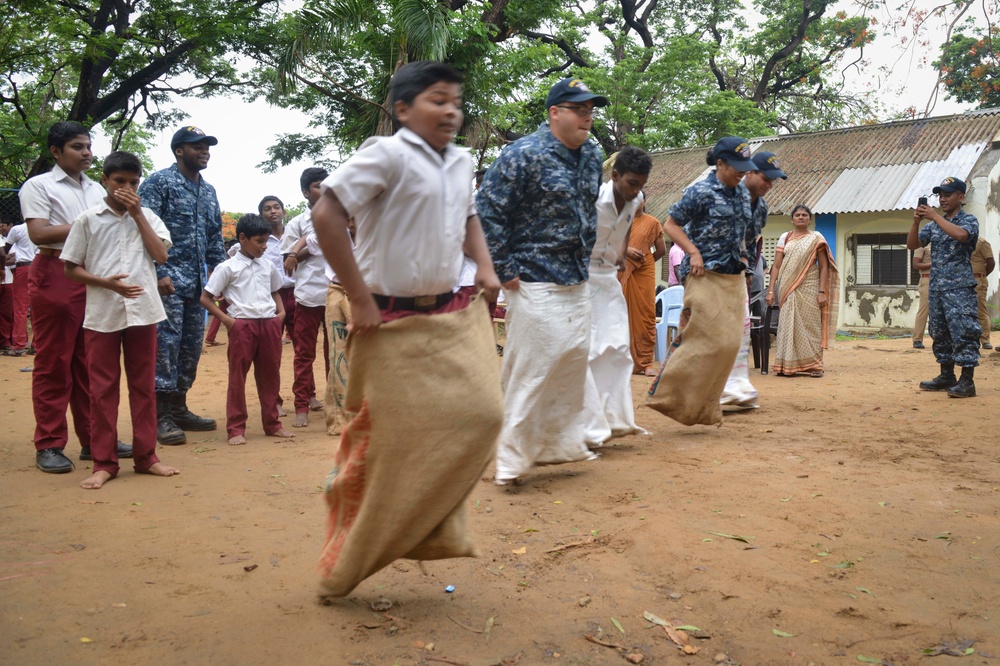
[907, 177, 981, 398]
[139, 126, 227, 443]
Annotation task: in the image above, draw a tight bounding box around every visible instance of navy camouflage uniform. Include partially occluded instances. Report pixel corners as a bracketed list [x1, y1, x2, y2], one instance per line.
[477, 123, 602, 284]
[138, 164, 227, 392]
[742, 185, 769, 270]
[670, 171, 753, 283]
[918, 209, 981, 367]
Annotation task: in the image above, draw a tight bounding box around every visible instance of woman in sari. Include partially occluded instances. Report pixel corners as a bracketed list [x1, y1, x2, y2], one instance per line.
[767, 205, 840, 377]
[619, 198, 666, 375]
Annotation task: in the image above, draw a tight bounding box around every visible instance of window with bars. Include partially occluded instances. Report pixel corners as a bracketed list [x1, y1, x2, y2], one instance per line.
[853, 233, 919, 287]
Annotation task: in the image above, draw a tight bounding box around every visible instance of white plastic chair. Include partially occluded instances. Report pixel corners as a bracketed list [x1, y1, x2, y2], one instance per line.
[655, 285, 684, 361]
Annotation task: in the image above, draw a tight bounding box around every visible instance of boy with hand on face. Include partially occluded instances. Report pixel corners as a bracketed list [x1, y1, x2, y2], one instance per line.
[907, 177, 981, 398]
[201, 214, 294, 446]
[62, 151, 179, 489]
[281, 168, 331, 427]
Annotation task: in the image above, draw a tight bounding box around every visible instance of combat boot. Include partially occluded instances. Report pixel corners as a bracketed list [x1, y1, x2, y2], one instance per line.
[172, 391, 217, 431]
[947, 367, 976, 398]
[157, 392, 187, 445]
[919, 362, 957, 391]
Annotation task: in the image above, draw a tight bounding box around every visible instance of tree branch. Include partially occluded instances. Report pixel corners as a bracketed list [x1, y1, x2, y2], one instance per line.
[521, 30, 593, 68]
[752, 0, 823, 105]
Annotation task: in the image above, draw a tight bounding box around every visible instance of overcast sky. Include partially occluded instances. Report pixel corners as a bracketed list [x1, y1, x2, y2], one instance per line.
[94, 0, 972, 214]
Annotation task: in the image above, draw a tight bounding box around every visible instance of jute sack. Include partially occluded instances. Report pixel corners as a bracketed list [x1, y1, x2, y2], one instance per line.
[646, 271, 746, 426]
[318, 295, 503, 598]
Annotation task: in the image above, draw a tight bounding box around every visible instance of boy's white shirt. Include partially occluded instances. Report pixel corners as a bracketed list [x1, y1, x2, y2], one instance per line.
[18, 164, 105, 250]
[265, 233, 295, 289]
[204, 251, 283, 319]
[60, 201, 172, 332]
[591, 183, 643, 269]
[322, 127, 475, 298]
[279, 210, 328, 307]
[4, 224, 37, 264]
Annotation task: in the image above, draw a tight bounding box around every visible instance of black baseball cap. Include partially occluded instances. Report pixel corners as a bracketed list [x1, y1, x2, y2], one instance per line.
[932, 177, 966, 194]
[545, 78, 609, 109]
[751, 151, 787, 179]
[712, 136, 756, 172]
[170, 125, 218, 150]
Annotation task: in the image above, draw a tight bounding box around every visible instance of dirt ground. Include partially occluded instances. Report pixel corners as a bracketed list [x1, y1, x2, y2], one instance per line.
[1, 334, 998, 666]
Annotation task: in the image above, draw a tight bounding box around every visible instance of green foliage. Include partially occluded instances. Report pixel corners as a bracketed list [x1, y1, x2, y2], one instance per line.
[0, 0, 281, 185]
[934, 29, 1000, 108]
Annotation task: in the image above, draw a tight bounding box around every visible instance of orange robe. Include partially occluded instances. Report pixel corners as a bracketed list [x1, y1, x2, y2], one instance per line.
[618, 213, 663, 372]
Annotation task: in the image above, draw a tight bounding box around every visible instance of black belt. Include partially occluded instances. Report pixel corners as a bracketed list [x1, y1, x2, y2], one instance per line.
[372, 292, 454, 312]
[15, 261, 31, 268]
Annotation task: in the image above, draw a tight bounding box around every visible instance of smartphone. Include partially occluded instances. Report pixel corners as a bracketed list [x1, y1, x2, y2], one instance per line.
[918, 196, 928, 206]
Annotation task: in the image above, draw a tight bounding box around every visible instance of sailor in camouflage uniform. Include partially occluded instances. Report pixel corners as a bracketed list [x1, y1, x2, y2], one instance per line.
[477, 77, 606, 485]
[138, 126, 228, 443]
[907, 177, 981, 398]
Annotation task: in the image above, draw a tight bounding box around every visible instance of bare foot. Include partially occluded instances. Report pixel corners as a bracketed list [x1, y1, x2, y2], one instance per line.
[228, 435, 247, 446]
[139, 462, 180, 476]
[205, 340, 225, 347]
[293, 412, 309, 427]
[269, 428, 296, 439]
[308, 397, 324, 412]
[277, 403, 288, 417]
[81, 470, 113, 490]
[644, 367, 659, 376]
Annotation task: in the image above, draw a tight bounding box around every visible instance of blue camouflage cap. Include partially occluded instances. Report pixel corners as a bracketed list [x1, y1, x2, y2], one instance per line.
[713, 136, 756, 172]
[751, 151, 787, 179]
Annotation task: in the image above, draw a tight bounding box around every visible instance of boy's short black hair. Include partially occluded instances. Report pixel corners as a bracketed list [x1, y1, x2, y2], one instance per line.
[258, 195, 284, 214]
[299, 167, 329, 192]
[102, 151, 143, 177]
[48, 121, 91, 149]
[390, 61, 463, 121]
[236, 213, 271, 240]
[612, 146, 652, 177]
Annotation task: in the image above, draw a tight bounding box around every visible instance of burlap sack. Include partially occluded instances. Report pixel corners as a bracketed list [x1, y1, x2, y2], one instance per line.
[318, 296, 503, 597]
[646, 271, 746, 426]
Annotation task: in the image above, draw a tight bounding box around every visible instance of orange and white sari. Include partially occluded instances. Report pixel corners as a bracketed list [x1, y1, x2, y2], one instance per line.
[772, 231, 839, 376]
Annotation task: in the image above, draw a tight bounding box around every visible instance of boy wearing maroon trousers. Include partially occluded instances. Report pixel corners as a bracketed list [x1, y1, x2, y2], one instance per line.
[201, 214, 295, 446]
[62, 151, 179, 489]
[19, 121, 133, 473]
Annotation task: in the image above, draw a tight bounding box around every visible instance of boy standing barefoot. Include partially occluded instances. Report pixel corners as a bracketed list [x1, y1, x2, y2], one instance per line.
[201, 214, 294, 445]
[62, 151, 179, 489]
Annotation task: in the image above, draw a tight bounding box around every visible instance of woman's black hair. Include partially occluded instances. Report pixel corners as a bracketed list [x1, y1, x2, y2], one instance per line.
[791, 204, 812, 218]
[705, 147, 716, 167]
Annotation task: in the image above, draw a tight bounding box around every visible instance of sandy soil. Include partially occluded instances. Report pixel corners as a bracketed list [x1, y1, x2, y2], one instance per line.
[1, 335, 998, 666]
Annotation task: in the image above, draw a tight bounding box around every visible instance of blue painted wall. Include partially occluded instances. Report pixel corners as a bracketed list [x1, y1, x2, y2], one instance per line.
[816, 213, 837, 261]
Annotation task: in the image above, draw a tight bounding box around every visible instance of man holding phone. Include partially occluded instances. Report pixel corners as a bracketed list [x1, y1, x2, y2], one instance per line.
[906, 178, 981, 398]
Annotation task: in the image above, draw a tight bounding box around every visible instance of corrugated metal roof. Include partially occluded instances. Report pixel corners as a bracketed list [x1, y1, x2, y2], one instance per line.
[642, 109, 1000, 221]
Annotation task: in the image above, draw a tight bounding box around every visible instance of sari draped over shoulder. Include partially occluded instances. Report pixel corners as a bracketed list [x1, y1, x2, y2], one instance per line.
[618, 213, 663, 372]
[772, 231, 840, 376]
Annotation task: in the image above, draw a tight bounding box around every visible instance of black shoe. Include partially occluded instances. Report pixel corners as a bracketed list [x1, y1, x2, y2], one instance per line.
[36, 448, 74, 474]
[80, 440, 133, 461]
[947, 368, 976, 398]
[919, 372, 958, 391]
[156, 393, 187, 446]
[982, 342, 993, 350]
[947, 375, 976, 398]
[172, 393, 217, 431]
[912, 340, 924, 349]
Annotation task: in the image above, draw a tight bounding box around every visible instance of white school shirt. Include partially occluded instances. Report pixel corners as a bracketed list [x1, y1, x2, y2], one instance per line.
[265, 233, 295, 289]
[0, 235, 11, 283]
[591, 183, 643, 270]
[204, 251, 283, 319]
[279, 211, 328, 308]
[5, 224, 37, 263]
[304, 230, 351, 284]
[322, 127, 474, 297]
[457, 256, 477, 289]
[61, 201, 172, 333]
[18, 164, 105, 250]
